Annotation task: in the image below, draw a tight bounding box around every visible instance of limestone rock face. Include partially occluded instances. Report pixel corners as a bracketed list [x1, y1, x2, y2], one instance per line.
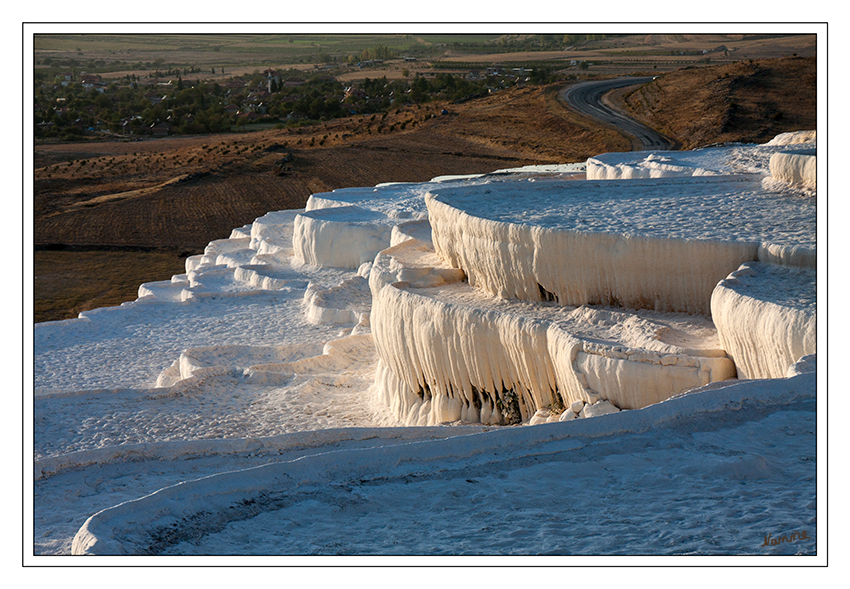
[369, 236, 737, 426]
[425, 171, 813, 315]
[769, 151, 816, 189]
[711, 262, 816, 379]
[138, 131, 817, 428]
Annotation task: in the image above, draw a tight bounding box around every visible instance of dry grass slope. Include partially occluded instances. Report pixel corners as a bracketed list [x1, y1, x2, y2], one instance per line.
[618, 56, 816, 149]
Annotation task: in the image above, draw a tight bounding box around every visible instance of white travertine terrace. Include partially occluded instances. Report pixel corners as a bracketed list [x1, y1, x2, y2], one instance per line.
[769, 150, 816, 189]
[425, 174, 815, 315]
[711, 262, 817, 379]
[765, 130, 817, 146]
[293, 205, 394, 269]
[588, 133, 816, 180]
[132, 131, 817, 428]
[369, 238, 735, 426]
[586, 152, 722, 179]
[367, 132, 816, 424]
[33, 132, 819, 556]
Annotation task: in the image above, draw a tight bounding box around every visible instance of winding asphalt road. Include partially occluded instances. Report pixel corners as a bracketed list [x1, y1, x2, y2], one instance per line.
[560, 77, 679, 151]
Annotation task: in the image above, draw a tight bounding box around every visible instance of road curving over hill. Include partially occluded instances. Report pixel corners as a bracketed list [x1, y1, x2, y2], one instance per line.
[560, 77, 680, 151]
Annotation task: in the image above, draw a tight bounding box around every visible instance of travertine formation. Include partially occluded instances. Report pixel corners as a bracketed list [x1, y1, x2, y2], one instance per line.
[769, 151, 816, 189]
[425, 185, 760, 315]
[711, 262, 817, 379]
[369, 237, 736, 426]
[166, 131, 817, 427]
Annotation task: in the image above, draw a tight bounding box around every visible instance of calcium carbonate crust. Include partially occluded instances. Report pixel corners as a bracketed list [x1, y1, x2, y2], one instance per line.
[369, 238, 736, 426]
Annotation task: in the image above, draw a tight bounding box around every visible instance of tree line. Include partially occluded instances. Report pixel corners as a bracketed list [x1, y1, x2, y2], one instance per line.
[34, 66, 558, 140]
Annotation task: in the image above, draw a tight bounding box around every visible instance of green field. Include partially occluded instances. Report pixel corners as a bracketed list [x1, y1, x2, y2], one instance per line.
[33, 33, 515, 68]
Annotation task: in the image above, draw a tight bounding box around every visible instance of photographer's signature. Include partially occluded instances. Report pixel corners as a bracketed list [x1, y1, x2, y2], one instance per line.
[762, 530, 811, 547]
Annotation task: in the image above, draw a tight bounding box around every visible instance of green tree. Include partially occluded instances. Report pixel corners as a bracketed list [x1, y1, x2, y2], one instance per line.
[409, 75, 429, 103]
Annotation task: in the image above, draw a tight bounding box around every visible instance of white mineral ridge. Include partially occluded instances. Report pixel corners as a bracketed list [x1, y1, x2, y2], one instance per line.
[711, 262, 816, 379]
[588, 134, 816, 180]
[249, 209, 300, 252]
[302, 275, 372, 326]
[305, 182, 434, 219]
[769, 150, 817, 189]
[293, 182, 446, 270]
[32, 132, 819, 557]
[587, 152, 722, 179]
[579, 399, 620, 418]
[154, 340, 326, 388]
[390, 219, 434, 247]
[293, 205, 395, 269]
[765, 130, 817, 146]
[425, 174, 814, 314]
[369, 238, 735, 426]
[431, 162, 585, 182]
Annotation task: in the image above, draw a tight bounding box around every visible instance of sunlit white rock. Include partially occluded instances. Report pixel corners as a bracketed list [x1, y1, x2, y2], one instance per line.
[425, 172, 814, 314]
[711, 262, 816, 379]
[34, 132, 819, 556]
[765, 130, 816, 146]
[769, 150, 816, 189]
[303, 276, 371, 326]
[580, 399, 620, 418]
[293, 205, 393, 269]
[587, 152, 720, 179]
[370, 237, 736, 426]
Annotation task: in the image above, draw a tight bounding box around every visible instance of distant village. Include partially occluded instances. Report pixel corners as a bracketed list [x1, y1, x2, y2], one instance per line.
[33, 61, 553, 140]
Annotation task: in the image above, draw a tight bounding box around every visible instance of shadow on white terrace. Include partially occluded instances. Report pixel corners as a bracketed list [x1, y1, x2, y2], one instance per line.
[34, 131, 818, 557]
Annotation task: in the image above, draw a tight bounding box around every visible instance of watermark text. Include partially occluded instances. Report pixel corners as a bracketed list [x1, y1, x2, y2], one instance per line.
[762, 530, 811, 547]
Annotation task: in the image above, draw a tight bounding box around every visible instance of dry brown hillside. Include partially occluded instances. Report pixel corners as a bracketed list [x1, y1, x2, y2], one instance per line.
[34, 86, 627, 322]
[617, 56, 816, 149]
[35, 88, 627, 253]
